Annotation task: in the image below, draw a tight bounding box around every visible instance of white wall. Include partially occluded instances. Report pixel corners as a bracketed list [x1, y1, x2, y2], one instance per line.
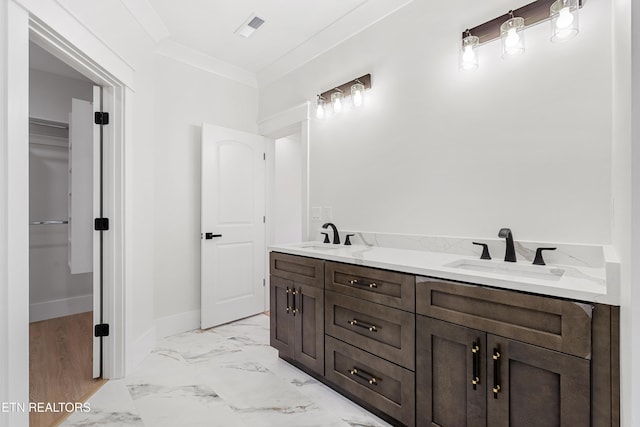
[274, 135, 302, 244]
[152, 54, 259, 333]
[259, 0, 612, 245]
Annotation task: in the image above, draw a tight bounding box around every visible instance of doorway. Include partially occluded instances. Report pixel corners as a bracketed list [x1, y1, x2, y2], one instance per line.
[28, 41, 105, 426]
[273, 133, 303, 245]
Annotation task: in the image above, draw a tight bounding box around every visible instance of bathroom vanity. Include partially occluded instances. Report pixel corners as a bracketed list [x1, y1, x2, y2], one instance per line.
[269, 244, 619, 427]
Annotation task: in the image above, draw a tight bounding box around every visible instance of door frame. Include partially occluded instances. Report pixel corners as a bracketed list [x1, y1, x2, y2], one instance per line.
[258, 102, 311, 311]
[1, 2, 130, 421]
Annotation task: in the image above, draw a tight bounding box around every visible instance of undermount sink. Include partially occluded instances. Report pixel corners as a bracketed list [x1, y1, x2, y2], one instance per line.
[446, 258, 565, 281]
[297, 242, 343, 250]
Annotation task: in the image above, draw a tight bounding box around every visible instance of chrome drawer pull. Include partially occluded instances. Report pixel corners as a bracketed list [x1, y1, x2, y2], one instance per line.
[348, 279, 378, 288]
[348, 319, 378, 332]
[348, 367, 379, 386]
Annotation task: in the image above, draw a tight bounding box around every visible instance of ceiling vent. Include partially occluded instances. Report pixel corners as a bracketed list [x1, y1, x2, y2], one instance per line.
[234, 14, 265, 38]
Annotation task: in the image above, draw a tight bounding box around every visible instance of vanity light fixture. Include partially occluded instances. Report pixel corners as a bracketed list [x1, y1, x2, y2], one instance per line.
[461, 0, 583, 69]
[351, 80, 365, 107]
[316, 95, 325, 119]
[501, 11, 525, 58]
[315, 74, 372, 119]
[550, 0, 579, 42]
[459, 30, 479, 71]
[331, 89, 344, 114]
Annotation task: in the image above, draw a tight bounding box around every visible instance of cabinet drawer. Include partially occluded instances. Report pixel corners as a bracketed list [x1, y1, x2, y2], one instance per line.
[416, 279, 592, 359]
[325, 336, 415, 427]
[270, 252, 324, 288]
[325, 290, 415, 370]
[325, 262, 415, 311]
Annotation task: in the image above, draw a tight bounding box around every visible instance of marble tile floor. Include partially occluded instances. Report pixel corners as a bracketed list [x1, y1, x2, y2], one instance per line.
[62, 314, 392, 427]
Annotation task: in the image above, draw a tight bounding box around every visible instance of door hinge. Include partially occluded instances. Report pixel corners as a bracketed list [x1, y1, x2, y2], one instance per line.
[94, 218, 109, 231]
[263, 216, 266, 223]
[94, 112, 110, 125]
[94, 323, 110, 337]
[263, 278, 266, 287]
[263, 152, 266, 160]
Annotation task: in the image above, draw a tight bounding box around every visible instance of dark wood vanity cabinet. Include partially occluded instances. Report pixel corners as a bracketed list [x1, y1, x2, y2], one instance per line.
[269, 253, 325, 376]
[415, 278, 619, 427]
[416, 316, 590, 427]
[269, 253, 619, 427]
[324, 261, 417, 426]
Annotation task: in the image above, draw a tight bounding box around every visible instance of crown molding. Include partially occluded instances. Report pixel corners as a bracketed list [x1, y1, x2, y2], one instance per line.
[155, 40, 258, 88]
[257, 0, 415, 87]
[119, 0, 170, 43]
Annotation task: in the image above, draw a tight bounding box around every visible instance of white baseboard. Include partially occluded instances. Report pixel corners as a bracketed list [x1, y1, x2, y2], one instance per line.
[155, 309, 201, 338]
[29, 294, 93, 322]
[126, 326, 156, 374]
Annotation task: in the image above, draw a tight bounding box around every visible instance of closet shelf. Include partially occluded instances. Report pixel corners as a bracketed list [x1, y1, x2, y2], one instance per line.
[30, 220, 69, 225]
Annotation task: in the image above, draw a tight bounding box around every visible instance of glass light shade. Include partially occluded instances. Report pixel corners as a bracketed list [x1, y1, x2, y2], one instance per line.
[550, 0, 579, 42]
[331, 91, 343, 113]
[459, 35, 479, 71]
[500, 16, 525, 58]
[316, 99, 325, 119]
[351, 82, 365, 107]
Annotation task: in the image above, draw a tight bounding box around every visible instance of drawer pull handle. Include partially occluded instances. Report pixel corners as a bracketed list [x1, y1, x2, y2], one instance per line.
[348, 319, 378, 332]
[348, 279, 378, 288]
[285, 287, 291, 313]
[492, 349, 501, 398]
[471, 341, 480, 390]
[348, 367, 378, 386]
[291, 289, 299, 315]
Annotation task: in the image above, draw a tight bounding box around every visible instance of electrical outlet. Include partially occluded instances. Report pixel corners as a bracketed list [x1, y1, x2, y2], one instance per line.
[322, 207, 332, 221]
[311, 207, 321, 220]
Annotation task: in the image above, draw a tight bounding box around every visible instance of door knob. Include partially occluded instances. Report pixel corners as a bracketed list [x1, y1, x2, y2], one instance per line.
[205, 233, 222, 240]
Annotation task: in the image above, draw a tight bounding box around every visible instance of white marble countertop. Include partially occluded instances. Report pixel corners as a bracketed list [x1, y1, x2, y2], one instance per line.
[269, 242, 619, 305]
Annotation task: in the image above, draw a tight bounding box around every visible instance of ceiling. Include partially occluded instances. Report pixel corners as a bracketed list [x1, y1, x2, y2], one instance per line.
[29, 1, 415, 86]
[124, 0, 415, 84]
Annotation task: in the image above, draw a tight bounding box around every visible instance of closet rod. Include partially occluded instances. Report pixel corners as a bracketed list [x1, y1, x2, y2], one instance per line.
[30, 220, 69, 225]
[29, 118, 69, 129]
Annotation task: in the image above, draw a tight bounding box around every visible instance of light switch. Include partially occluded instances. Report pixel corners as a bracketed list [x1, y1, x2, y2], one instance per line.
[311, 207, 321, 220]
[322, 207, 332, 221]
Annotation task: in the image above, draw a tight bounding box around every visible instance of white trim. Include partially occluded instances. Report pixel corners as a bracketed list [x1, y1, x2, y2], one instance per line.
[259, 102, 311, 242]
[29, 294, 93, 323]
[156, 39, 257, 88]
[126, 325, 156, 372]
[257, 0, 415, 87]
[119, 0, 169, 43]
[258, 103, 309, 137]
[155, 309, 201, 338]
[21, 6, 128, 381]
[15, 0, 135, 89]
[0, 3, 30, 426]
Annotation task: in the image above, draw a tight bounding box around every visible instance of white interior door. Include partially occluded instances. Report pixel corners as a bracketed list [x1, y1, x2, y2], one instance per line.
[201, 123, 266, 329]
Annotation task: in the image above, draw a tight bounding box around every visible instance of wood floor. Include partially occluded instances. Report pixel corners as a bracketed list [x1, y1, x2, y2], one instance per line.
[29, 311, 106, 427]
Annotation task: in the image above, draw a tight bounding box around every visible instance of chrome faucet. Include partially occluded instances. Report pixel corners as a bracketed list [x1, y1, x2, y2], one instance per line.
[322, 223, 340, 245]
[498, 228, 517, 262]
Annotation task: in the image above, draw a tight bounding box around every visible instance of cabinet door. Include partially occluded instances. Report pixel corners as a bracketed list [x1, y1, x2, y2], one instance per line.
[269, 275, 294, 359]
[417, 316, 487, 427]
[293, 284, 324, 376]
[487, 335, 590, 427]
